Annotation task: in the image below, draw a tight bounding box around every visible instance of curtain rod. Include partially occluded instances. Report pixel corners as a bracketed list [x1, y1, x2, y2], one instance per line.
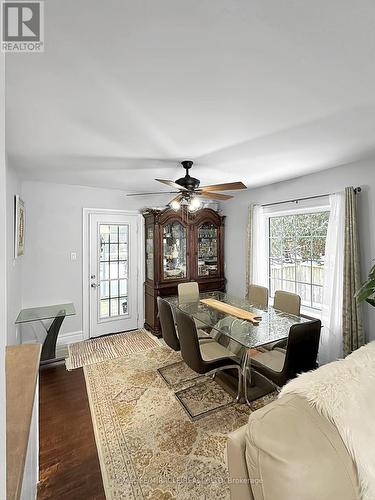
[261, 186, 361, 208]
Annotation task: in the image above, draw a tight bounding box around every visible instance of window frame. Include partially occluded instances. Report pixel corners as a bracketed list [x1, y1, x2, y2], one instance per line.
[264, 203, 330, 313]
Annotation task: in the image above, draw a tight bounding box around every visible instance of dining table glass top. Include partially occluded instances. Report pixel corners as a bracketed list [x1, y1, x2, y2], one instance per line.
[165, 291, 308, 349]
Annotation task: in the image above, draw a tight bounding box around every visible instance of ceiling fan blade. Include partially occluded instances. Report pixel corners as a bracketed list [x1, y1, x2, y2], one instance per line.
[199, 181, 247, 192]
[200, 191, 234, 200]
[155, 179, 188, 191]
[126, 191, 180, 196]
[169, 194, 183, 204]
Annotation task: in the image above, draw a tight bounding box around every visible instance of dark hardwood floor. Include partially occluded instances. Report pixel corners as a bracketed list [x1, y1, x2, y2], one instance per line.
[38, 363, 105, 500]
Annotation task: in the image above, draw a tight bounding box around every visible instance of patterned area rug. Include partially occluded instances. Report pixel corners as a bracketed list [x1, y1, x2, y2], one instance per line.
[84, 345, 277, 499]
[157, 359, 202, 386]
[65, 329, 159, 370]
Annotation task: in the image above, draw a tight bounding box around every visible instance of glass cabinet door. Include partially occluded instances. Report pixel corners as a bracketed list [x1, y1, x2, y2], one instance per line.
[162, 221, 187, 280]
[198, 222, 218, 277]
[145, 226, 154, 280]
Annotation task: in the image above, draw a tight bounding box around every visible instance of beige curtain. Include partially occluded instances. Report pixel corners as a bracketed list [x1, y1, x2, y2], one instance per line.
[343, 187, 364, 356]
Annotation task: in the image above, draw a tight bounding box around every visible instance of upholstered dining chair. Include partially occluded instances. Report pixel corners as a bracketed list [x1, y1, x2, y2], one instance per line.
[178, 282, 199, 302]
[250, 319, 321, 388]
[156, 297, 212, 385]
[212, 316, 246, 358]
[247, 284, 269, 309]
[177, 281, 213, 334]
[269, 290, 302, 351]
[273, 290, 301, 316]
[174, 307, 242, 420]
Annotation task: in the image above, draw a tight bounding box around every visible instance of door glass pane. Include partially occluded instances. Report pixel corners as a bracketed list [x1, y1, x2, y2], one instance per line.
[119, 279, 127, 296]
[110, 244, 118, 261]
[100, 262, 109, 280]
[99, 224, 129, 318]
[100, 243, 109, 262]
[119, 226, 128, 243]
[119, 261, 127, 279]
[119, 243, 127, 260]
[110, 225, 119, 243]
[101, 225, 110, 243]
[110, 262, 118, 280]
[163, 221, 187, 280]
[110, 280, 118, 297]
[198, 223, 218, 276]
[119, 297, 127, 315]
[110, 299, 119, 316]
[100, 280, 109, 299]
[100, 299, 109, 318]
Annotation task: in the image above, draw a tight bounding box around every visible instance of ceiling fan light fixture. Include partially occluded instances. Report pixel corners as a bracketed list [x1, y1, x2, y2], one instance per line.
[128, 161, 247, 202]
[188, 196, 201, 212]
[170, 199, 181, 211]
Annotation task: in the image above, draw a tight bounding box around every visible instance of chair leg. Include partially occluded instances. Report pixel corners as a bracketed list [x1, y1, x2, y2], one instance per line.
[250, 367, 281, 393]
[157, 360, 202, 387]
[204, 365, 242, 402]
[174, 364, 242, 421]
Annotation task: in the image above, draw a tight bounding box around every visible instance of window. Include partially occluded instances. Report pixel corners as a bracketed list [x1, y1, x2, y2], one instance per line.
[268, 211, 330, 310]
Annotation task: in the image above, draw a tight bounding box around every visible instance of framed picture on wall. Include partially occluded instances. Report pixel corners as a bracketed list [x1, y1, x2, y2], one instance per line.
[14, 195, 25, 258]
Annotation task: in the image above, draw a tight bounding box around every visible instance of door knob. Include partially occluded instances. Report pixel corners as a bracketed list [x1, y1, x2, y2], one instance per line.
[91, 283, 100, 288]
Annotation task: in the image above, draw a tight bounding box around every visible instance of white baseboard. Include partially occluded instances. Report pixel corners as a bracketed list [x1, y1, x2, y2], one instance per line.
[56, 330, 84, 345]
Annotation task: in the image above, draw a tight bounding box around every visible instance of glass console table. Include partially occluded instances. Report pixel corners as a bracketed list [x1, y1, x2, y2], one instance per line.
[16, 303, 76, 364]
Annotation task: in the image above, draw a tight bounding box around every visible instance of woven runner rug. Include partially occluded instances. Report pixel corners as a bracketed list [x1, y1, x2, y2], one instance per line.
[84, 345, 276, 499]
[65, 329, 159, 370]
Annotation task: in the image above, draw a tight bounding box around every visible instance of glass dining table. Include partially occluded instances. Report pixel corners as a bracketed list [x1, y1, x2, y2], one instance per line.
[165, 291, 308, 405]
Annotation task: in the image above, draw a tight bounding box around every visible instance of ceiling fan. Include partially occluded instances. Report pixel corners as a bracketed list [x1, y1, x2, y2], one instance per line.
[127, 160, 247, 212]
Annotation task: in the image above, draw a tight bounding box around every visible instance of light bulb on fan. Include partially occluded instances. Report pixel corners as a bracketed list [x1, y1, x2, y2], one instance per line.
[188, 197, 201, 212]
[170, 199, 181, 211]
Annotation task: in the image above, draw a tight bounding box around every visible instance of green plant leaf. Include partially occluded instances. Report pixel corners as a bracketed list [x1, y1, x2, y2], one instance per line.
[356, 262, 375, 306]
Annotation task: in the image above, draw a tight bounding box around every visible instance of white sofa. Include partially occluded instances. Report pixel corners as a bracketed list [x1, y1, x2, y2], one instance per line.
[227, 340, 375, 500]
[227, 391, 361, 500]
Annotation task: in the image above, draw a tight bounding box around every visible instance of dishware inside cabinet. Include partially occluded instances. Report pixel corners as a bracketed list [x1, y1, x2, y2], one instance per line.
[162, 221, 187, 280]
[198, 222, 218, 277]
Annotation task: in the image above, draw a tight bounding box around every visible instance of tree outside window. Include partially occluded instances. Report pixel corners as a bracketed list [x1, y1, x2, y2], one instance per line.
[268, 211, 330, 310]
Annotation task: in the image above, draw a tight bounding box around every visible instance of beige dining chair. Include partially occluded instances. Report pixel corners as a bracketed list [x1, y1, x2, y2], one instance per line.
[251, 319, 321, 387]
[156, 297, 213, 385]
[247, 284, 269, 309]
[273, 290, 301, 316]
[174, 307, 241, 419]
[262, 290, 301, 352]
[178, 282, 199, 303]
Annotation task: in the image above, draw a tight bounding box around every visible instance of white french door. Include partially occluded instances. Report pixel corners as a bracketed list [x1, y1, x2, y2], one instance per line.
[89, 213, 140, 338]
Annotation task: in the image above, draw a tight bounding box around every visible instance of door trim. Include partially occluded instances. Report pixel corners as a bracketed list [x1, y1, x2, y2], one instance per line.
[82, 208, 144, 340]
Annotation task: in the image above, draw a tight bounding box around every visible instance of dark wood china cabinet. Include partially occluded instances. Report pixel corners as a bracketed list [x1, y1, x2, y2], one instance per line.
[143, 207, 225, 336]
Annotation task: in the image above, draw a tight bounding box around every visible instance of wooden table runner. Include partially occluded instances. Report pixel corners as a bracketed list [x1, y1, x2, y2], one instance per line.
[200, 298, 262, 325]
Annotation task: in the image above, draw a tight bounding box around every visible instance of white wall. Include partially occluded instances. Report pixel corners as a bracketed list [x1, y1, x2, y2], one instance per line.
[6, 166, 22, 345]
[17, 158, 375, 346]
[20, 181, 173, 340]
[0, 53, 7, 499]
[223, 157, 375, 341]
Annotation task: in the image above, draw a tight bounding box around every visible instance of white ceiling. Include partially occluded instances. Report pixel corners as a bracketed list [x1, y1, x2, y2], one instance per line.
[5, 0, 375, 193]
